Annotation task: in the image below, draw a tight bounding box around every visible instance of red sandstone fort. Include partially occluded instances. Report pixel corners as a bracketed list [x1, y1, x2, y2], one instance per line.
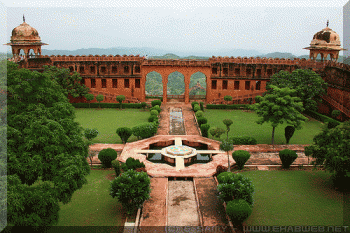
[5, 18, 350, 121]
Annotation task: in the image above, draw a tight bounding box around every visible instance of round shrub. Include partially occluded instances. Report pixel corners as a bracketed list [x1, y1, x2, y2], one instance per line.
[84, 128, 99, 141]
[151, 105, 161, 113]
[116, 127, 132, 144]
[331, 110, 341, 118]
[191, 101, 199, 110]
[110, 169, 151, 214]
[217, 173, 254, 205]
[150, 109, 159, 116]
[199, 102, 204, 111]
[326, 120, 340, 129]
[197, 117, 207, 127]
[151, 100, 162, 107]
[279, 149, 298, 168]
[148, 115, 158, 122]
[195, 110, 204, 118]
[200, 123, 210, 137]
[122, 157, 146, 171]
[232, 150, 251, 170]
[112, 160, 121, 177]
[98, 148, 118, 168]
[226, 199, 252, 225]
[193, 104, 200, 112]
[229, 136, 257, 145]
[132, 123, 158, 139]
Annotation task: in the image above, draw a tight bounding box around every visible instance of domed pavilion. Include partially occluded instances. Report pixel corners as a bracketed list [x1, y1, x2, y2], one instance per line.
[5, 15, 48, 58]
[303, 20, 346, 62]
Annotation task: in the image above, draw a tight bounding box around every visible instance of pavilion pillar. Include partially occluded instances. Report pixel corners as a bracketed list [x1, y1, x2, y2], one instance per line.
[162, 74, 168, 104]
[184, 74, 190, 104]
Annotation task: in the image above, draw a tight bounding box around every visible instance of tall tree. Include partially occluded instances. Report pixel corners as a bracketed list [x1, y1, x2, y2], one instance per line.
[252, 85, 308, 145]
[305, 121, 350, 191]
[7, 62, 90, 226]
[267, 69, 327, 111]
[43, 65, 90, 99]
[220, 139, 234, 172]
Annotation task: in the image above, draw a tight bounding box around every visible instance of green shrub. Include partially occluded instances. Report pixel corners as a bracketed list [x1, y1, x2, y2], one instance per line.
[210, 127, 226, 139]
[217, 172, 254, 206]
[326, 119, 340, 129]
[232, 150, 251, 170]
[150, 109, 159, 116]
[216, 165, 227, 175]
[98, 148, 118, 168]
[150, 105, 161, 113]
[148, 115, 158, 122]
[200, 102, 204, 111]
[279, 149, 298, 168]
[110, 169, 151, 214]
[229, 136, 257, 145]
[132, 123, 158, 139]
[121, 157, 146, 171]
[224, 95, 232, 103]
[194, 104, 200, 112]
[116, 95, 125, 109]
[284, 126, 295, 144]
[303, 110, 341, 124]
[195, 110, 204, 118]
[151, 100, 162, 107]
[331, 110, 341, 118]
[226, 199, 252, 225]
[116, 127, 132, 144]
[197, 117, 207, 127]
[141, 102, 147, 110]
[191, 101, 199, 110]
[112, 160, 121, 177]
[200, 123, 210, 137]
[84, 128, 99, 141]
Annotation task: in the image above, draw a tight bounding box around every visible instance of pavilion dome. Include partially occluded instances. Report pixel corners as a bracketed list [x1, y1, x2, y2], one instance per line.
[10, 21, 42, 44]
[308, 25, 342, 50]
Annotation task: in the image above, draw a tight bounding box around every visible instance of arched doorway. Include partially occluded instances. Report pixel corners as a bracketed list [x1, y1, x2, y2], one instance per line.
[189, 72, 206, 102]
[167, 71, 185, 102]
[145, 71, 163, 101]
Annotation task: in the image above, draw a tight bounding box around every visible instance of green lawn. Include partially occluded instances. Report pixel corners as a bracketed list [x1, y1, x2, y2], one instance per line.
[56, 169, 124, 226]
[204, 109, 324, 144]
[74, 108, 150, 144]
[241, 170, 343, 226]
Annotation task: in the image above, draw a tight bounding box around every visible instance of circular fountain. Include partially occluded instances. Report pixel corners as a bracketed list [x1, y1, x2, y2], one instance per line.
[161, 145, 198, 165]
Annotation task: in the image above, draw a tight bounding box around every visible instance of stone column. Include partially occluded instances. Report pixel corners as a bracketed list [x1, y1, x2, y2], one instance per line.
[162, 74, 168, 104]
[184, 74, 190, 104]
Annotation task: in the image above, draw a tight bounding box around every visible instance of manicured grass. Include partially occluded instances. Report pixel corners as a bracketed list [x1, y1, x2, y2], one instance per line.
[203, 109, 324, 144]
[74, 108, 150, 144]
[56, 169, 125, 226]
[240, 170, 343, 226]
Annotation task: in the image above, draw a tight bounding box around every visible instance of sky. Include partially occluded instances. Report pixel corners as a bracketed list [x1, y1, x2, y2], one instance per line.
[1, 0, 349, 56]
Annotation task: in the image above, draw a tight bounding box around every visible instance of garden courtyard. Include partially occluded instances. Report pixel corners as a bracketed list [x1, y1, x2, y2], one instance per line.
[66, 102, 345, 232]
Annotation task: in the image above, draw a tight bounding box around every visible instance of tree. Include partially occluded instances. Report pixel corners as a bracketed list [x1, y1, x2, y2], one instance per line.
[116, 127, 132, 144]
[220, 139, 234, 172]
[210, 127, 226, 140]
[43, 65, 90, 99]
[305, 121, 350, 191]
[96, 94, 104, 108]
[224, 95, 232, 105]
[284, 126, 295, 144]
[84, 128, 99, 144]
[223, 119, 233, 140]
[267, 69, 327, 111]
[7, 62, 90, 226]
[85, 93, 95, 108]
[251, 85, 308, 145]
[116, 95, 125, 109]
[141, 102, 147, 111]
[331, 110, 341, 119]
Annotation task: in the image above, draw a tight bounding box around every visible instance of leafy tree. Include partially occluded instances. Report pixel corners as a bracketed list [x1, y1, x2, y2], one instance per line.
[116, 95, 125, 109]
[132, 123, 158, 139]
[116, 127, 132, 144]
[7, 62, 90, 226]
[85, 93, 95, 108]
[284, 126, 295, 144]
[220, 139, 234, 172]
[98, 148, 118, 168]
[210, 127, 226, 140]
[110, 169, 151, 215]
[305, 121, 350, 191]
[223, 119, 233, 140]
[251, 85, 308, 145]
[96, 94, 104, 108]
[84, 128, 99, 145]
[267, 69, 327, 111]
[224, 95, 232, 105]
[43, 65, 90, 99]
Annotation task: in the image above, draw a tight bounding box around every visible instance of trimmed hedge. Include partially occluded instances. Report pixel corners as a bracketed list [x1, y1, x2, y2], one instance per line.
[121, 157, 146, 171]
[232, 150, 251, 170]
[195, 110, 204, 118]
[200, 123, 210, 137]
[226, 199, 253, 225]
[112, 160, 121, 177]
[116, 127, 132, 144]
[150, 105, 161, 113]
[98, 148, 118, 168]
[303, 110, 341, 125]
[191, 101, 199, 110]
[132, 122, 158, 139]
[151, 100, 162, 107]
[194, 104, 201, 112]
[197, 117, 207, 127]
[279, 149, 298, 168]
[206, 104, 250, 110]
[200, 102, 204, 111]
[229, 136, 257, 145]
[72, 103, 142, 109]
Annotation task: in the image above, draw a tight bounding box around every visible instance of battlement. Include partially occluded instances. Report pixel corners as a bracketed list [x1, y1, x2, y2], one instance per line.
[142, 59, 211, 66]
[209, 56, 302, 65]
[38, 54, 144, 62]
